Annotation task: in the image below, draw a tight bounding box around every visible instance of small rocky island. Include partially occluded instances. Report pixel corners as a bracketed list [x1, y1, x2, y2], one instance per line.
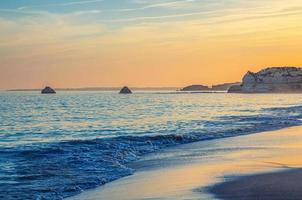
[119, 86, 132, 94]
[181, 85, 210, 91]
[181, 82, 240, 91]
[228, 67, 302, 93]
[41, 86, 56, 94]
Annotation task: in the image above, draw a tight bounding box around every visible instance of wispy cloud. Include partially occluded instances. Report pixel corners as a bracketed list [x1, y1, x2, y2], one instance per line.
[18, 0, 104, 10]
[98, 2, 302, 25]
[134, 0, 195, 10]
[0, 8, 102, 18]
[100, 10, 212, 22]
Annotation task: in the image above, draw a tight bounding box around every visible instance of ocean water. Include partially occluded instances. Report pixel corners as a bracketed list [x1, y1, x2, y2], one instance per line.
[1, 91, 302, 200]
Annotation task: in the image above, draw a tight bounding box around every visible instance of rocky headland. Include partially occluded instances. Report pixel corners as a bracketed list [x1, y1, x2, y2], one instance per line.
[228, 67, 302, 93]
[181, 82, 240, 92]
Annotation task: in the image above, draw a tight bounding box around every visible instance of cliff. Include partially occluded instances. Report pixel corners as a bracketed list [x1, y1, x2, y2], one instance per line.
[228, 67, 302, 93]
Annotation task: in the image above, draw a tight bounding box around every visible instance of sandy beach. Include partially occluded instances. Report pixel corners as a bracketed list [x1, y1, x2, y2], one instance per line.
[67, 126, 302, 200]
[210, 169, 302, 200]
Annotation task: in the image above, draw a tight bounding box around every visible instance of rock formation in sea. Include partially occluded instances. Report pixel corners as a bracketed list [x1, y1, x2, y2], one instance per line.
[41, 86, 56, 94]
[228, 67, 302, 93]
[181, 85, 210, 91]
[119, 86, 132, 94]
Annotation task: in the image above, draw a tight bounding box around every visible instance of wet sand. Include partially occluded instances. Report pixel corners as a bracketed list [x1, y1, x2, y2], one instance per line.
[68, 126, 302, 200]
[210, 169, 302, 200]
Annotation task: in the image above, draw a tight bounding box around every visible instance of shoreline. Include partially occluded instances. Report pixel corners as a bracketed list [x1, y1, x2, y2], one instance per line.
[68, 126, 302, 200]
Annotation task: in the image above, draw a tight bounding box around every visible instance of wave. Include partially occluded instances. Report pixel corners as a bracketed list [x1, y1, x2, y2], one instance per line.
[1, 105, 302, 200]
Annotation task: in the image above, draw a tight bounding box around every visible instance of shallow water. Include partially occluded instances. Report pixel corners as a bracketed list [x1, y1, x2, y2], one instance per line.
[1, 91, 302, 199]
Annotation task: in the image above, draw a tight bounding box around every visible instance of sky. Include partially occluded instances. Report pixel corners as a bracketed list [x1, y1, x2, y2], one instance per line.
[1, 0, 302, 89]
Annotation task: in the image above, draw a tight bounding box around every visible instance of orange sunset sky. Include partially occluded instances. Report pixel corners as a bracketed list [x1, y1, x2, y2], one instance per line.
[1, 0, 302, 89]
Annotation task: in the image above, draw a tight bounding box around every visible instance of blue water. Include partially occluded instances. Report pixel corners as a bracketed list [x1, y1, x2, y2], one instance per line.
[1, 91, 302, 199]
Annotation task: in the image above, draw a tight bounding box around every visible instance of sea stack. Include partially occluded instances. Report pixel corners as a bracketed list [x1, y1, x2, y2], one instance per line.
[228, 67, 302, 93]
[41, 86, 56, 94]
[119, 86, 132, 94]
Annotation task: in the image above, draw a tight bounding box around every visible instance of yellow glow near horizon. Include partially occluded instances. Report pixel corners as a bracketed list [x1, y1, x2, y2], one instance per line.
[1, 0, 302, 89]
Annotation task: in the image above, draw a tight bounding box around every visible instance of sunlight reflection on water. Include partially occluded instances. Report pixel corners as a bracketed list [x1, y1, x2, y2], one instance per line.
[0, 91, 301, 147]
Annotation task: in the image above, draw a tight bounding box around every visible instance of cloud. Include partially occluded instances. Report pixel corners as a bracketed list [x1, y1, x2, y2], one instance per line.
[97, 1, 302, 25]
[99, 10, 213, 22]
[0, 13, 106, 50]
[18, 0, 104, 10]
[1, 0, 302, 55]
[67, 10, 103, 16]
[133, 0, 196, 10]
[0, 7, 103, 19]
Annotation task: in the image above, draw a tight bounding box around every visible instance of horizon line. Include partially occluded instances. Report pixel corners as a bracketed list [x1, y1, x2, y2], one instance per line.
[3, 82, 242, 92]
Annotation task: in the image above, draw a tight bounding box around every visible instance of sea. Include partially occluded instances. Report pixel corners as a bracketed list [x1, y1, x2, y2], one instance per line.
[1, 91, 302, 200]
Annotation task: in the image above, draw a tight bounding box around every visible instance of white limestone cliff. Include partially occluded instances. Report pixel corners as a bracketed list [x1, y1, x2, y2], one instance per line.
[228, 67, 302, 93]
